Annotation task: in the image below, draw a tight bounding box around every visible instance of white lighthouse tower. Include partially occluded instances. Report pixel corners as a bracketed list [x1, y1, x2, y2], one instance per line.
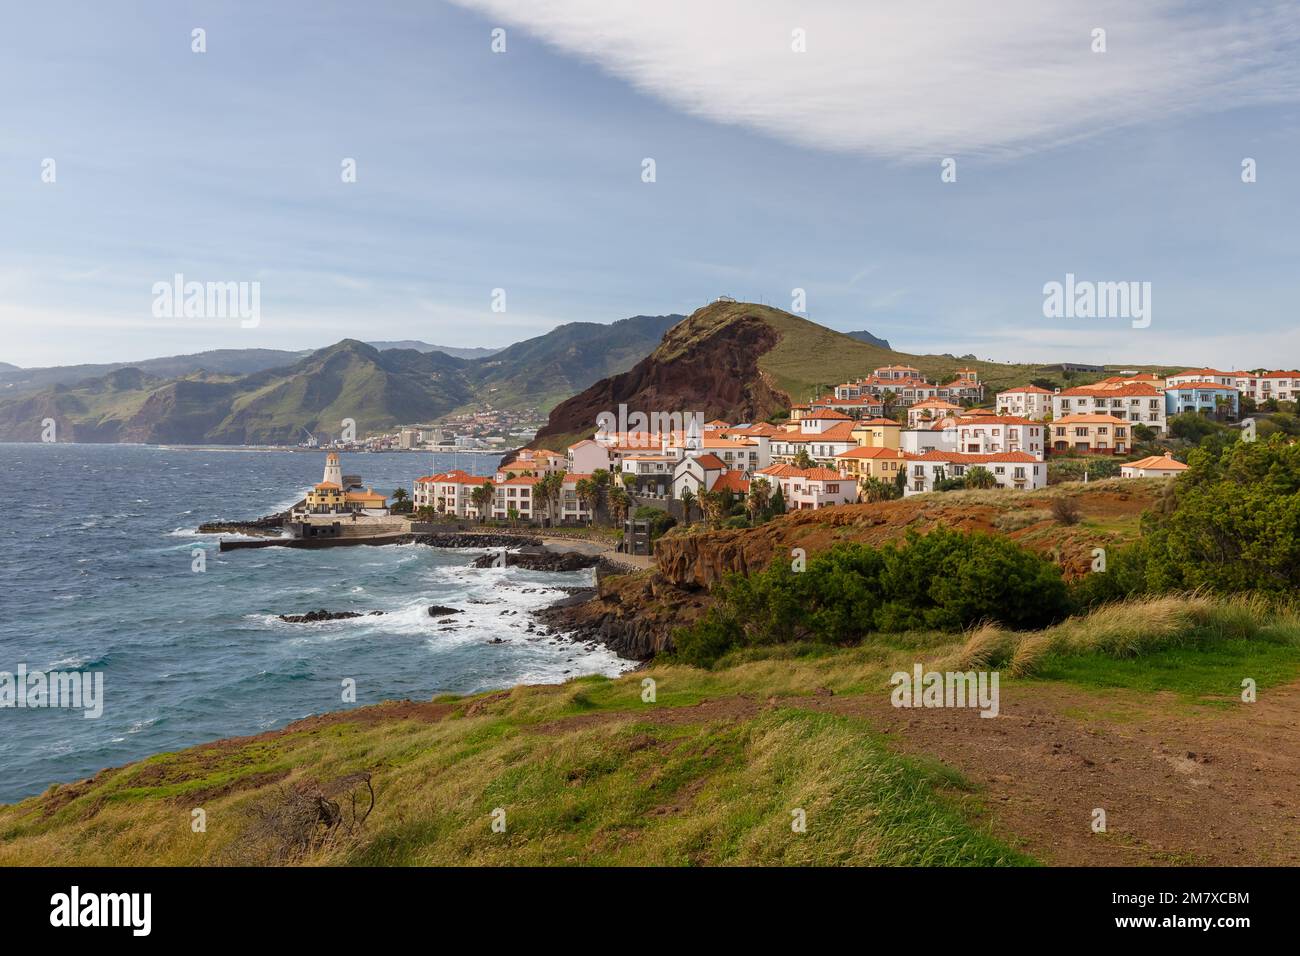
[322, 451, 343, 486]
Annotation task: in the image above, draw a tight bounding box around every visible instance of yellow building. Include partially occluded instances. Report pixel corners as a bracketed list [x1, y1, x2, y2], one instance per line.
[304, 481, 345, 512]
[835, 446, 908, 483]
[851, 417, 902, 449]
[344, 488, 388, 511]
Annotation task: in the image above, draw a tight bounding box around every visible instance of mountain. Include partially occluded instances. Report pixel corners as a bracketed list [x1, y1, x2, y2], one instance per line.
[365, 341, 503, 359]
[846, 329, 891, 349]
[0, 348, 311, 397]
[0, 314, 681, 444]
[533, 301, 1055, 449]
[469, 314, 682, 410]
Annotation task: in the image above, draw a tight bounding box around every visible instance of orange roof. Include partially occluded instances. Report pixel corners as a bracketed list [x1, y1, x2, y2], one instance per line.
[805, 409, 853, 420]
[313, 481, 342, 490]
[345, 488, 387, 501]
[710, 471, 751, 494]
[496, 475, 541, 485]
[1059, 382, 1160, 397]
[836, 446, 906, 459]
[999, 385, 1053, 394]
[854, 417, 902, 427]
[1171, 368, 1232, 378]
[691, 453, 727, 470]
[957, 415, 1040, 426]
[758, 464, 847, 482]
[904, 450, 1041, 464]
[1125, 454, 1188, 471]
[414, 470, 491, 484]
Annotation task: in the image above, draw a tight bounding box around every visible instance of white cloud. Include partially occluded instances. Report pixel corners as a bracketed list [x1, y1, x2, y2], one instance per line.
[451, 0, 1300, 160]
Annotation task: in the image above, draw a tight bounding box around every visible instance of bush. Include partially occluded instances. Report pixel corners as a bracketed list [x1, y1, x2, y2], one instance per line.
[1050, 497, 1082, 524]
[632, 506, 678, 541]
[673, 528, 1069, 666]
[1072, 436, 1300, 607]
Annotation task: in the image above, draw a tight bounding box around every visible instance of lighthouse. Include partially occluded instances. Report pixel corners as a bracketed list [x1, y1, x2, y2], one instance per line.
[323, 451, 342, 487]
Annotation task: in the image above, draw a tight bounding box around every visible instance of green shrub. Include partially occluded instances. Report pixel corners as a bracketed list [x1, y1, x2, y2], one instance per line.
[673, 527, 1069, 666]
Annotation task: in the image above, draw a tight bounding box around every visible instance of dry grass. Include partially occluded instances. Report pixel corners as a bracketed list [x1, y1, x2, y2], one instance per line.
[940, 593, 1300, 678]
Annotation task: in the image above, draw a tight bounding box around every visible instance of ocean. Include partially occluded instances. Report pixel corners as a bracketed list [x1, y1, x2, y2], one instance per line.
[0, 443, 630, 804]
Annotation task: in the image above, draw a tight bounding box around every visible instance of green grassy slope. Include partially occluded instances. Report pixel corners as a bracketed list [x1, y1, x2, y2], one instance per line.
[2, 595, 1293, 867]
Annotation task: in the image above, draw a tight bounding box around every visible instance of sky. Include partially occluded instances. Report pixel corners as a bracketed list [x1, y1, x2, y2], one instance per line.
[2, 0, 1299, 369]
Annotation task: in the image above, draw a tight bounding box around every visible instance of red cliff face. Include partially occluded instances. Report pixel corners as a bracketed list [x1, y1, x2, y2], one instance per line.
[544, 483, 1162, 659]
[535, 310, 787, 446]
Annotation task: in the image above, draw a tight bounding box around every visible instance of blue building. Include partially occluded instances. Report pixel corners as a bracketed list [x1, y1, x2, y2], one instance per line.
[1164, 383, 1239, 420]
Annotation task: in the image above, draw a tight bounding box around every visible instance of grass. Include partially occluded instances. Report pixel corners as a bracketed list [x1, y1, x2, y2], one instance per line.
[1, 593, 1296, 866]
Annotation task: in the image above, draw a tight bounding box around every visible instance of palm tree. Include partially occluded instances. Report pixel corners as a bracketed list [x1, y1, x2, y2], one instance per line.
[591, 469, 612, 521]
[880, 389, 898, 417]
[746, 476, 770, 523]
[793, 448, 815, 470]
[698, 490, 727, 529]
[609, 486, 631, 528]
[964, 466, 997, 490]
[535, 473, 561, 530]
[575, 478, 596, 526]
[679, 486, 695, 527]
[391, 487, 408, 504]
[470, 482, 493, 523]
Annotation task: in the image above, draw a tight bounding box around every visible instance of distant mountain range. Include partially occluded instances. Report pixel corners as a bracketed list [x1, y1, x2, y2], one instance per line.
[845, 329, 891, 350]
[0, 315, 682, 444]
[0, 342, 503, 394]
[364, 341, 503, 359]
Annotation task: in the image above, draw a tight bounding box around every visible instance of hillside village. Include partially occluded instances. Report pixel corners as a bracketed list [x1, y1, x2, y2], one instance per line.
[394, 363, 1295, 529]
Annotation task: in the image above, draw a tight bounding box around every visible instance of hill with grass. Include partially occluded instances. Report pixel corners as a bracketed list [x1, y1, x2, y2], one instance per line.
[1, 592, 1295, 866]
[534, 301, 1070, 449]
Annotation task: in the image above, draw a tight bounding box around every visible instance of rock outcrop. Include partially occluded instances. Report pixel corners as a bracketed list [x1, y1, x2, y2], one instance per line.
[279, 609, 384, 623]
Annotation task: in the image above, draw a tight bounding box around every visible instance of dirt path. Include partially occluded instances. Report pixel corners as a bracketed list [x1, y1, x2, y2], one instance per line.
[806, 680, 1300, 866]
[529, 680, 1300, 865]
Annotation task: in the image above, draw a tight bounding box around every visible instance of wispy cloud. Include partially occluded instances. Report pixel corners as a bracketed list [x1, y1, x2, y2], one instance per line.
[450, 0, 1300, 160]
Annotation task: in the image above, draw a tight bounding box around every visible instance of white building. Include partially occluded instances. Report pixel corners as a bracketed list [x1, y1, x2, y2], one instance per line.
[902, 452, 1046, 495]
[900, 425, 959, 456]
[412, 470, 493, 518]
[995, 385, 1053, 420]
[1052, 383, 1166, 433]
[953, 416, 1046, 459]
[756, 464, 857, 509]
[672, 453, 728, 499]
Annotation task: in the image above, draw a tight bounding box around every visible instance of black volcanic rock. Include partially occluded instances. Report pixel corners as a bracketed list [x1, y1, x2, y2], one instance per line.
[469, 548, 599, 572]
[279, 608, 384, 623]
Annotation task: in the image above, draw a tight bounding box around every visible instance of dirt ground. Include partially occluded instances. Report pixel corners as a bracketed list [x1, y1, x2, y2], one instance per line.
[530, 679, 1300, 866]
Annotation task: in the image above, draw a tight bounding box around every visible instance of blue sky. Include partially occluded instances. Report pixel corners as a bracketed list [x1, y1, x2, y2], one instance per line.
[2, 0, 1299, 368]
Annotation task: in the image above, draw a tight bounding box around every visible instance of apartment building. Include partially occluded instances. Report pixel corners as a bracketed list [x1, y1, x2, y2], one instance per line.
[756, 464, 857, 509]
[1052, 383, 1166, 433]
[1050, 414, 1130, 454]
[995, 385, 1053, 420]
[902, 451, 1046, 495]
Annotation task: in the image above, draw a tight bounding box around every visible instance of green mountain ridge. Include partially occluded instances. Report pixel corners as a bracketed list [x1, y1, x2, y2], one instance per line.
[0, 316, 682, 444]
